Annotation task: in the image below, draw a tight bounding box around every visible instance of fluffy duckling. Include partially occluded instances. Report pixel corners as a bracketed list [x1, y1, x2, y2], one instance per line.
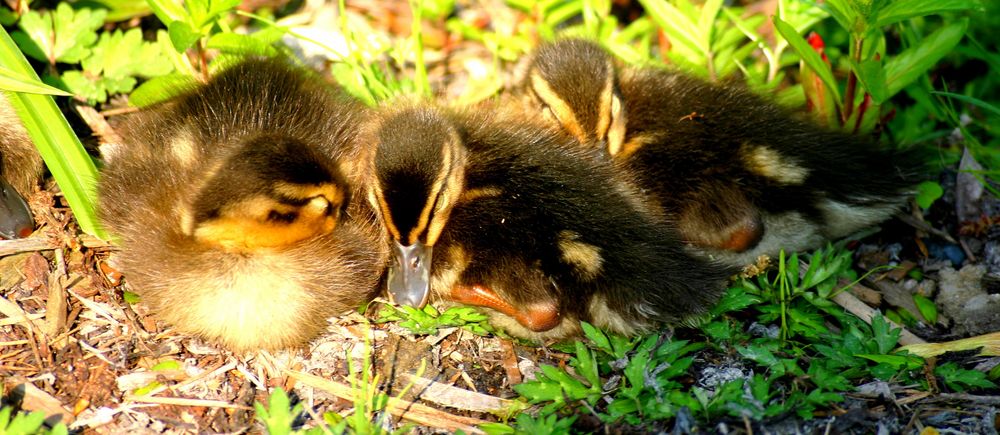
[0, 92, 42, 239]
[98, 58, 387, 352]
[363, 102, 733, 340]
[517, 39, 921, 266]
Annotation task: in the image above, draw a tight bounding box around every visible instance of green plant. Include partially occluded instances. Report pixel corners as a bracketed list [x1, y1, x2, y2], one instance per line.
[376, 304, 496, 336]
[0, 402, 67, 435]
[777, 0, 979, 133]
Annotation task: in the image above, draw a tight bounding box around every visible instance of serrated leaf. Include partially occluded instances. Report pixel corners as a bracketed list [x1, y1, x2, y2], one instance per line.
[875, 0, 979, 27]
[512, 379, 564, 403]
[884, 19, 968, 98]
[12, 4, 106, 64]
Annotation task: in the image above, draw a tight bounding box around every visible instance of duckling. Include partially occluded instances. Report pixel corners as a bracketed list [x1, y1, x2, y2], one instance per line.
[0, 92, 42, 239]
[517, 39, 921, 266]
[364, 102, 733, 340]
[98, 58, 387, 352]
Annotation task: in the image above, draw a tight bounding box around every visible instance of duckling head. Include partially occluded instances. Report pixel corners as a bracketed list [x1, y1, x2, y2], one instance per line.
[185, 133, 349, 253]
[524, 39, 627, 155]
[366, 106, 467, 308]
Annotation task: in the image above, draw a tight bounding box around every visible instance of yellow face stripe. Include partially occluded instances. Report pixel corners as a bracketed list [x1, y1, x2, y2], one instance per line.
[370, 181, 402, 242]
[407, 135, 453, 245]
[424, 142, 465, 247]
[530, 72, 586, 143]
[595, 58, 615, 141]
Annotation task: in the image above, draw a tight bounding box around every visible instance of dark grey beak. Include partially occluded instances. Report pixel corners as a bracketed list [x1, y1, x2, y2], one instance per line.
[386, 240, 432, 307]
[0, 178, 32, 239]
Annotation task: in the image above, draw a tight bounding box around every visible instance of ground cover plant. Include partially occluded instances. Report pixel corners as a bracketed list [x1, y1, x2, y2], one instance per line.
[0, 0, 998, 433]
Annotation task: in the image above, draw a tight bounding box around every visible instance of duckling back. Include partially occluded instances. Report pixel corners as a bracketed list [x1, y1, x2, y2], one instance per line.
[99, 58, 387, 351]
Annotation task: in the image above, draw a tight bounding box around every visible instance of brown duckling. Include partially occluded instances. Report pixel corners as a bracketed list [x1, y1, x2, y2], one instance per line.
[517, 39, 921, 266]
[98, 58, 387, 352]
[363, 102, 733, 340]
[0, 92, 42, 239]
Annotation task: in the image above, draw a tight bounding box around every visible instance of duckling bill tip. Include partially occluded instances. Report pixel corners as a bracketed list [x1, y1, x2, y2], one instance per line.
[387, 241, 433, 307]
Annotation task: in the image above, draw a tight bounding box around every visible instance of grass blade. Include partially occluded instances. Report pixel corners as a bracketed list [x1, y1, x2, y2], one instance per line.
[0, 26, 107, 239]
[884, 19, 968, 98]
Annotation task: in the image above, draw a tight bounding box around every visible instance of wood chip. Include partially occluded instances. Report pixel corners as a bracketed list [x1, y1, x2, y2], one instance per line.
[0, 235, 111, 258]
[124, 395, 252, 409]
[288, 370, 492, 434]
[403, 373, 518, 415]
[3, 378, 75, 424]
[500, 339, 521, 385]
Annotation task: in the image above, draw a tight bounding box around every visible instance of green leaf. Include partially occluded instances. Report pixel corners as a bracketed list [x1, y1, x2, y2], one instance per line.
[912, 294, 938, 324]
[67, 28, 175, 103]
[205, 32, 278, 56]
[128, 73, 196, 107]
[852, 59, 888, 104]
[774, 16, 842, 106]
[0, 67, 71, 95]
[931, 91, 1000, 118]
[884, 19, 968, 98]
[638, 0, 702, 55]
[167, 21, 201, 52]
[914, 180, 943, 209]
[875, 0, 980, 27]
[935, 362, 997, 391]
[0, 26, 107, 239]
[145, 0, 188, 25]
[11, 4, 106, 64]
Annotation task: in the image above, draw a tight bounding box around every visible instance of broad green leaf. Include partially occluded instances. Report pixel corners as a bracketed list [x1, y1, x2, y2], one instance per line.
[638, 0, 702, 55]
[912, 294, 938, 324]
[884, 19, 968, 98]
[75, 0, 153, 22]
[145, 0, 188, 25]
[875, 0, 980, 27]
[696, 0, 724, 51]
[128, 73, 195, 107]
[11, 3, 106, 64]
[852, 59, 888, 103]
[915, 180, 943, 209]
[206, 32, 278, 56]
[167, 20, 201, 52]
[0, 26, 106, 239]
[774, 16, 842, 106]
[0, 67, 71, 95]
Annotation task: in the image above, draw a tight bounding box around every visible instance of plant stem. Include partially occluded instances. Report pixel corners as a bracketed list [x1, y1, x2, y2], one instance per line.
[842, 37, 863, 125]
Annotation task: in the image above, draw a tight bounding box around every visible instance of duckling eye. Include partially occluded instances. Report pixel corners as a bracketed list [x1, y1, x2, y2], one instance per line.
[268, 210, 298, 223]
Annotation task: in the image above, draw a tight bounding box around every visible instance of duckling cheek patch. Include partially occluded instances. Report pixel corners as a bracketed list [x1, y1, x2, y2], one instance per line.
[742, 144, 810, 185]
[193, 195, 337, 251]
[557, 230, 604, 281]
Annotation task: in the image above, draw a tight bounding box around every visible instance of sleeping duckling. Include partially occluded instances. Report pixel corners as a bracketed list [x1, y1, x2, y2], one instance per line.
[98, 58, 387, 352]
[363, 102, 733, 340]
[0, 92, 42, 239]
[517, 39, 920, 266]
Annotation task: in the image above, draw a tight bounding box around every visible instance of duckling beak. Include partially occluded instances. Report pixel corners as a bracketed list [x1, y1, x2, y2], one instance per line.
[0, 179, 33, 240]
[387, 240, 433, 307]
